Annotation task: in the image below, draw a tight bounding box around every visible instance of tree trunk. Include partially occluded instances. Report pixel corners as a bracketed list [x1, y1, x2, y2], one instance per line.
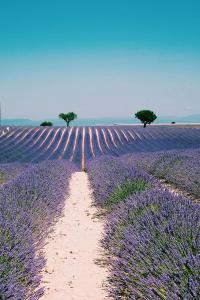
[67, 121, 70, 127]
[143, 122, 147, 128]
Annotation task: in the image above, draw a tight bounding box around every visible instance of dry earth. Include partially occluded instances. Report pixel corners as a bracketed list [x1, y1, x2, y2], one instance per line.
[40, 172, 107, 300]
[159, 179, 200, 204]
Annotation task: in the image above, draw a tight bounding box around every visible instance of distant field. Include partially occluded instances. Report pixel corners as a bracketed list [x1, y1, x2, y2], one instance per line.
[0, 125, 200, 168]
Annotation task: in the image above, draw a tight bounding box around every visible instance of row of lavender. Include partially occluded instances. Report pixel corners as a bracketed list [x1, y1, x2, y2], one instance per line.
[119, 149, 200, 198]
[0, 161, 77, 299]
[87, 156, 200, 299]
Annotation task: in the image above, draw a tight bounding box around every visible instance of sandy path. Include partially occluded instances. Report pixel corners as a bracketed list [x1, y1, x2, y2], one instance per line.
[40, 172, 107, 300]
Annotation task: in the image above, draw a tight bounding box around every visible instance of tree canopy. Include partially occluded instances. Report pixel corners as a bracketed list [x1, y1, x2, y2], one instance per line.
[135, 110, 157, 127]
[40, 121, 53, 126]
[59, 112, 77, 127]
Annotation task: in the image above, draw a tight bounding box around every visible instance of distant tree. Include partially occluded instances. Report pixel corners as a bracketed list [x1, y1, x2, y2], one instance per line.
[135, 110, 157, 128]
[59, 112, 77, 127]
[40, 121, 53, 126]
[171, 121, 176, 124]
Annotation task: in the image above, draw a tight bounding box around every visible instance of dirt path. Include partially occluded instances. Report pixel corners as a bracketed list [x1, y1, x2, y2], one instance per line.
[40, 172, 107, 299]
[159, 179, 200, 204]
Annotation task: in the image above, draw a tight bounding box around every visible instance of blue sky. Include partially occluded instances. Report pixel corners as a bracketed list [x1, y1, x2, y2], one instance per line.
[0, 0, 200, 119]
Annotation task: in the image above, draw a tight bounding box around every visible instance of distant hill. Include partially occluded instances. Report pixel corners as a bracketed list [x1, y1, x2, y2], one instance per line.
[1, 119, 38, 126]
[1, 114, 200, 126]
[157, 114, 200, 123]
[174, 114, 200, 123]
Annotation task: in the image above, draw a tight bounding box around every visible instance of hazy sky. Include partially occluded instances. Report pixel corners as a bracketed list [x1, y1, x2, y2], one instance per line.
[0, 0, 200, 119]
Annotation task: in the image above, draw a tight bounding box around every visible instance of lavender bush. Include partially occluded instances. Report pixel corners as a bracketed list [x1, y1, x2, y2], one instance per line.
[86, 156, 156, 208]
[105, 189, 200, 299]
[0, 160, 77, 299]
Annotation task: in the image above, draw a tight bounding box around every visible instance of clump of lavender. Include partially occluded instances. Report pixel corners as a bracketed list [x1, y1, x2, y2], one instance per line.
[0, 160, 77, 299]
[104, 189, 200, 299]
[87, 156, 156, 208]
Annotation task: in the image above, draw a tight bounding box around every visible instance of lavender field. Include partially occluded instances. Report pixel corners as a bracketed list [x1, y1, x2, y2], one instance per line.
[0, 126, 200, 168]
[0, 125, 200, 299]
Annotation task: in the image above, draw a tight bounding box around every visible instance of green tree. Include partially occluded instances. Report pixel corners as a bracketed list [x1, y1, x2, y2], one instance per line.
[59, 112, 77, 127]
[135, 110, 157, 128]
[40, 121, 53, 126]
